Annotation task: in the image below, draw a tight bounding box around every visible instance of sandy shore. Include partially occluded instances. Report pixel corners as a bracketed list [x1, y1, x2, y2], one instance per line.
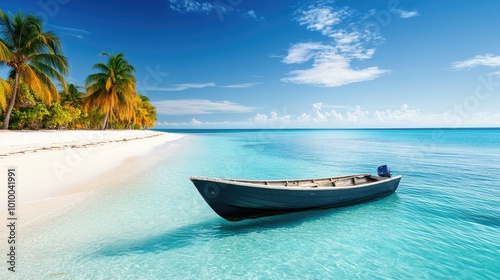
[0, 130, 184, 224]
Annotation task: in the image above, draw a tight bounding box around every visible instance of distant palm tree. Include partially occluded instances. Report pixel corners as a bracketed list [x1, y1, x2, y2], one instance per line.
[84, 52, 136, 130]
[0, 10, 69, 129]
[128, 94, 156, 129]
[138, 94, 157, 129]
[61, 83, 85, 103]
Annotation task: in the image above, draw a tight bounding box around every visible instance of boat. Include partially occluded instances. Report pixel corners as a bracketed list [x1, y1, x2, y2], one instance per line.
[190, 165, 402, 221]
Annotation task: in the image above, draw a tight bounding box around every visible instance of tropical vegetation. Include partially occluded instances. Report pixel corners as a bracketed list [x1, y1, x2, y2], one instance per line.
[0, 9, 157, 130]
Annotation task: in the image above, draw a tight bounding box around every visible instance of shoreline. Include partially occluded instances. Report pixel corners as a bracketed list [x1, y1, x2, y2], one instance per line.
[0, 130, 185, 225]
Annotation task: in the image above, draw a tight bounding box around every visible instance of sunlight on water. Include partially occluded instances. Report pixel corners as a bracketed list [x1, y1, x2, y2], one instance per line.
[5, 129, 500, 279]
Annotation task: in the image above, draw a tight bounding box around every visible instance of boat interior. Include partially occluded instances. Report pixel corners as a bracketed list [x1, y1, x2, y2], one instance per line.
[227, 175, 386, 188]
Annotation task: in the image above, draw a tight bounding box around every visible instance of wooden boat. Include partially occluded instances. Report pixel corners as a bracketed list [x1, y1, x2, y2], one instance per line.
[190, 166, 402, 221]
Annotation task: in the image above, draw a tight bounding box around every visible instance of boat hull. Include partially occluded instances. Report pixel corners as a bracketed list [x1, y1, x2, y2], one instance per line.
[190, 175, 402, 221]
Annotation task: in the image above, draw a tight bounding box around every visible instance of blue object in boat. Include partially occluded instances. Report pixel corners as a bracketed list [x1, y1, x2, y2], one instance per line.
[377, 165, 392, 178]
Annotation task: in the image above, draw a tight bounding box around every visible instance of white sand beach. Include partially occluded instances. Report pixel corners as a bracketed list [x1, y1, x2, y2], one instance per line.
[0, 130, 183, 223]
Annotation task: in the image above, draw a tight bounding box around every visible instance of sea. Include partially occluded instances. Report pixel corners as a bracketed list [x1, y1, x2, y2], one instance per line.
[4, 129, 500, 279]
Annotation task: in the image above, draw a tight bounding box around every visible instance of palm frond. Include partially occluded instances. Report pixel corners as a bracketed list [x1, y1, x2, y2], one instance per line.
[0, 39, 11, 62]
[84, 51, 138, 129]
[0, 78, 10, 111]
[19, 63, 59, 104]
[92, 63, 109, 73]
[30, 53, 69, 75]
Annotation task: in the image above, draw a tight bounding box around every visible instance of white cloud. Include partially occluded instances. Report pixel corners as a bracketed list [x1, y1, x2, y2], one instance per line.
[372, 103, 419, 123]
[146, 82, 215, 91]
[394, 9, 419, 19]
[190, 118, 202, 125]
[451, 54, 500, 70]
[145, 82, 259, 91]
[167, 0, 264, 21]
[244, 10, 264, 22]
[282, 46, 388, 87]
[282, 3, 387, 87]
[488, 70, 500, 77]
[47, 24, 91, 38]
[250, 111, 292, 127]
[156, 103, 500, 128]
[220, 82, 261, 88]
[167, 0, 214, 14]
[152, 99, 256, 115]
[282, 42, 329, 64]
[297, 7, 346, 34]
[296, 6, 380, 59]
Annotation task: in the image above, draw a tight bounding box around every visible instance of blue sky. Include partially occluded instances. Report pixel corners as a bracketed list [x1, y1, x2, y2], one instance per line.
[2, 0, 500, 128]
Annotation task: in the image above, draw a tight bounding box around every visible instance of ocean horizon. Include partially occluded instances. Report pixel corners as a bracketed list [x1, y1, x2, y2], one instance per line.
[6, 128, 499, 279]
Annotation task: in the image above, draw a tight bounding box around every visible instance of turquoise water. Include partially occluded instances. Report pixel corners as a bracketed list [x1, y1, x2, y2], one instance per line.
[4, 129, 500, 279]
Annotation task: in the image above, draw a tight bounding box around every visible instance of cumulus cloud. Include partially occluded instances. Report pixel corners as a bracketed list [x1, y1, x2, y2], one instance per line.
[451, 54, 500, 70]
[152, 99, 256, 115]
[191, 118, 202, 125]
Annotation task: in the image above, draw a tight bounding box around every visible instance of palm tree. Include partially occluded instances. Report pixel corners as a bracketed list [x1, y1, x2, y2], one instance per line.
[84, 52, 136, 130]
[127, 94, 157, 129]
[136, 94, 157, 129]
[61, 83, 85, 103]
[0, 10, 69, 129]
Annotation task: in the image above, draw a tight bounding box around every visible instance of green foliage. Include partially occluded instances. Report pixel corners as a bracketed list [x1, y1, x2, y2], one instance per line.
[64, 104, 84, 129]
[60, 83, 85, 103]
[15, 82, 37, 108]
[45, 103, 73, 129]
[86, 109, 105, 129]
[10, 103, 50, 130]
[0, 9, 158, 130]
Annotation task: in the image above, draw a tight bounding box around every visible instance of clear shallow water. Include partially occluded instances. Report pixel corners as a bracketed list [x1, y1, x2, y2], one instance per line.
[3, 129, 500, 279]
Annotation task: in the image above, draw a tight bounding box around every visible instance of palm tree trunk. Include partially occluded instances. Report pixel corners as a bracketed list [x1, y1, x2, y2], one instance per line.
[101, 108, 110, 130]
[109, 111, 113, 129]
[1, 72, 20, 130]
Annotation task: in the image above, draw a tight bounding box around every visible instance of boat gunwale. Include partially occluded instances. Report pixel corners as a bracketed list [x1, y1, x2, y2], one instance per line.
[190, 175, 402, 191]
